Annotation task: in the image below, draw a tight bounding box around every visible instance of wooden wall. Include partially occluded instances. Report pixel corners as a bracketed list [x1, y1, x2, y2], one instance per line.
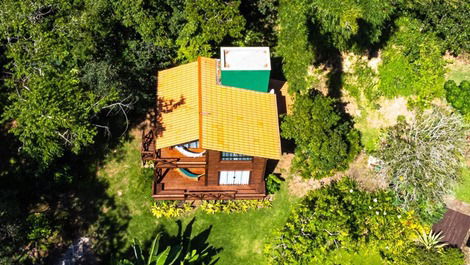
[205, 150, 267, 187]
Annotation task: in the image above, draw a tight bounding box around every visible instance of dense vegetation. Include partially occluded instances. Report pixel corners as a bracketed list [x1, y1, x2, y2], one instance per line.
[1, 0, 469, 264]
[281, 93, 360, 179]
[266, 178, 464, 265]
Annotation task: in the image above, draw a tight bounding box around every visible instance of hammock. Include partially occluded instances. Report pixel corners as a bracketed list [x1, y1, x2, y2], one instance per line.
[174, 145, 206, 158]
[175, 168, 203, 180]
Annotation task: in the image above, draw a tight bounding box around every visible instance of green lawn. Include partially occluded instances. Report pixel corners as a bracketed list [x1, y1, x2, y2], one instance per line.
[91, 133, 297, 264]
[455, 167, 470, 203]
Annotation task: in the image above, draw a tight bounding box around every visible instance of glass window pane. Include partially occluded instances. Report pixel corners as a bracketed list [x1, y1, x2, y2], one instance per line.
[221, 152, 253, 161]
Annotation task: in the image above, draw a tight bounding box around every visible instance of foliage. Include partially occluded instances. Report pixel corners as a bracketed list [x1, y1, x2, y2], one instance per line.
[378, 17, 445, 103]
[266, 174, 283, 194]
[308, 0, 395, 51]
[265, 178, 423, 264]
[176, 0, 245, 61]
[120, 220, 218, 265]
[277, 0, 315, 94]
[239, 0, 279, 47]
[445, 80, 470, 116]
[281, 93, 361, 179]
[415, 230, 447, 250]
[404, 0, 470, 54]
[399, 246, 464, 265]
[151, 199, 272, 218]
[376, 106, 468, 222]
[199, 199, 272, 214]
[0, 0, 159, 165]
[151, 201, 193, 219]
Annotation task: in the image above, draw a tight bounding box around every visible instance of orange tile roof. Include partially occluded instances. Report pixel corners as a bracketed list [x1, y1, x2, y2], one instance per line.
[156, 57, 281, 159]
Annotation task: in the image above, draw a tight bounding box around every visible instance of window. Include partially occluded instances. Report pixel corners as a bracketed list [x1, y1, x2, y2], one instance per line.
[219, 171, 250, 185]
[181, 140, 199, 148]
[221, 152, 253, 161]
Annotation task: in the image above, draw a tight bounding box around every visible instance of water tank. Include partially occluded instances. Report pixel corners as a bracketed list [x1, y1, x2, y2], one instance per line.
[220, 47, 271, 92]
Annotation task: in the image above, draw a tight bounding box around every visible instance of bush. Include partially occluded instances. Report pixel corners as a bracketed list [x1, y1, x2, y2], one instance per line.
[376, 106, 468, 222]
[265, 174, 283, 194]
[265, 178, 423, 264]
[445, 80, 470, 116]
[281, 93, 361, 179]
[379, 17, 445, 103]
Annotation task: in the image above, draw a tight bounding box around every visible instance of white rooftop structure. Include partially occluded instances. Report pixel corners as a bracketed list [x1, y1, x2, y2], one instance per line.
[220, 47, 271, 71]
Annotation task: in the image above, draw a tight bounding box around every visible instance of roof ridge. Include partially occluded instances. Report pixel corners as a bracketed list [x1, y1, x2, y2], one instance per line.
[197, 57, 203, 148]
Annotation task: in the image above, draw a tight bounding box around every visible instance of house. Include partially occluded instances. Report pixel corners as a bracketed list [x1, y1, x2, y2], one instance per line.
[141, 47, 288, 200]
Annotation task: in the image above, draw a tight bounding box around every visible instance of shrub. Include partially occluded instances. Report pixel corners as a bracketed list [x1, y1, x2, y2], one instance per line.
[281, 93, 361, 179]
[376, 106, 468, 222]
[379, 17, 445, 103]
[265, 174, 283, 194]
[265, 178, 423, 264]
[445, 80, 470, 116]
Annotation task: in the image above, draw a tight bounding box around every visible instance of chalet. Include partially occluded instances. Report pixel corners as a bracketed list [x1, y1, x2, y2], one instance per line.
[142, 47, 286, 200]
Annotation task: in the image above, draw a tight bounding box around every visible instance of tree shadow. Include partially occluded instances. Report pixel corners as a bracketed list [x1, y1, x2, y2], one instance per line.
[154, 95, 186, 138]
[127, 218, 221, 265]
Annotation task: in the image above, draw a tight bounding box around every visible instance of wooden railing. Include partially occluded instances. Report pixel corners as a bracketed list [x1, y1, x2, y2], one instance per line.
[184, 190, 237, 200]
[141, 129, 156, 162]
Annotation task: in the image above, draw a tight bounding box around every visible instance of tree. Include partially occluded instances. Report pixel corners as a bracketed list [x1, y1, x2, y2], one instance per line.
[404, 0, 470, 54]
[281, 93, 360, 179]
[0, 0, 180, 165]
[277, 0, 314, 94]
[308, 0, 395, 51]
[378, 17, 446, 103]
[376, 106, 468, 222]
[176, 0, 246, 61]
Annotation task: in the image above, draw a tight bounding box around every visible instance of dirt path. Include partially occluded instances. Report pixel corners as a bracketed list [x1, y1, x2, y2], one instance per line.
[274, 152, 387, 197]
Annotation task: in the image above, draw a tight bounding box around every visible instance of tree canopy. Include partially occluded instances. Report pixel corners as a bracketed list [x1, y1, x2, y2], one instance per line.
[281, 93, 360, 179]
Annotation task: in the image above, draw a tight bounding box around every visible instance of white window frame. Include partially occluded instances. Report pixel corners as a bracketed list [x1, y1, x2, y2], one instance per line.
[219, 170, 250, 185]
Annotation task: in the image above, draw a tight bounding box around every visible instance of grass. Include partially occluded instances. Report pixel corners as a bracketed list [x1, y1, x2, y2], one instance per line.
[447, 61, 470, 84]
[455, 167, 470, 204]
[91, 131, 297, 264]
